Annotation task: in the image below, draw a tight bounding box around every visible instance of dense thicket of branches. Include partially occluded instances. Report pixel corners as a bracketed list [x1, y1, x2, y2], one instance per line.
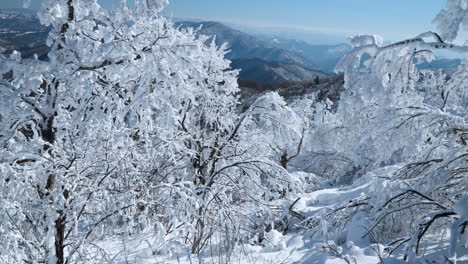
[0, 0, 300, 263]
[285, 2, 468, 262]
[0, 0, 466, 263]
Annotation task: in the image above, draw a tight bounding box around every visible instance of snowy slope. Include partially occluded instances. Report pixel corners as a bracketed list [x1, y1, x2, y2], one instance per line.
[90, 162, 467, 264]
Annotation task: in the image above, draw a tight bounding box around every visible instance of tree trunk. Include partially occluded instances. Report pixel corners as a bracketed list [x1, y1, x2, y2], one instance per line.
[191, 210, 205, 254]
[55, 213, 67, 264]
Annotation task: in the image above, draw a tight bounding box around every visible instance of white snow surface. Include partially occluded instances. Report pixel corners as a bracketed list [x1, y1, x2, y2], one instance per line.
[94, 165, 467, 263]
[97, 172, 402, 264]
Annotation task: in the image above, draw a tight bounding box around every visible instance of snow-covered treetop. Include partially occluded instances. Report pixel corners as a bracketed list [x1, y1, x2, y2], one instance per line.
[433, 0, 468, 43]
[22, 0, 169, 29]
[349, 34, 383, 48]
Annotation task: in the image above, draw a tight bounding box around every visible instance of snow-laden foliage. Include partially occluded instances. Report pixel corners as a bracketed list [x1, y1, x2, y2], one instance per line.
[0, 1, 295, 263]
[1, 0, 467, 263]
[433, 0, 468, 42]
[244, 92, 309, 170]
[283, 5, 468, 262]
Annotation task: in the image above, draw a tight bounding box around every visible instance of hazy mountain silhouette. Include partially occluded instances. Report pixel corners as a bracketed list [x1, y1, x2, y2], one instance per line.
[231, 58, 327, 83]
[1, 10, 461, 83]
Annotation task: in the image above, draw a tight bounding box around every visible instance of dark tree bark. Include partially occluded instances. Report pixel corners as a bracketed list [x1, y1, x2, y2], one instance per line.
[55, 213, 67, 264]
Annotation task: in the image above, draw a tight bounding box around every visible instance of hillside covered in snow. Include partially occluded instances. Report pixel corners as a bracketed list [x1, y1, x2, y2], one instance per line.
[0, 0, 467, 264]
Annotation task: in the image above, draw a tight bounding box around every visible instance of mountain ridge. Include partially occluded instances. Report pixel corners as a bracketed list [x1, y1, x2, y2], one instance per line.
[0, 9, 462, 83]
[231, 57, 327, 83]
[176, 21, 318, 70]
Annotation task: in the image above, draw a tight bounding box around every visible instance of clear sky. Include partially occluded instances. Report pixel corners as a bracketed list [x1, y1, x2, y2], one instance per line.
[163, 0, 447, 41]
[1, 0, 450, 41]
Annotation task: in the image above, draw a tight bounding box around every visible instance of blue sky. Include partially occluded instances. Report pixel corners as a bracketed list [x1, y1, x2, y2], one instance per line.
[1, 0, 449, 42]
[163, 0, 447, 41]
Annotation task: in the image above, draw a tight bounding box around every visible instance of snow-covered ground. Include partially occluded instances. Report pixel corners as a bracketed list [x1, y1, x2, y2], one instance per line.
[102, 235, 386, 264]
[86, 179, 378, 262]
[91, 166, 466, 264]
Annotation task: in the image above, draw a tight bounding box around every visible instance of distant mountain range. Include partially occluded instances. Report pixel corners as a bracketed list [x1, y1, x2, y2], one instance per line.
[173, 21, 463, 77]
[418, 58, 462, 70]
[175, 21, 319, 69]
[230, 58, 326, 83]
[257, 36, 352, 73]
[0, 9, 49, 59]
[0, 9, 463, 83]
[176, 21, 327, 82]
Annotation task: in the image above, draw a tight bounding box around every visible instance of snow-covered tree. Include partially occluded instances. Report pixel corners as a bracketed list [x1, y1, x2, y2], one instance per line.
[292, 0, 468, 261]
[1, 0, 466, 263]
[0, 0, 182, 262]
[244, 92, 310, 170]
[0, 0, 297, 262]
